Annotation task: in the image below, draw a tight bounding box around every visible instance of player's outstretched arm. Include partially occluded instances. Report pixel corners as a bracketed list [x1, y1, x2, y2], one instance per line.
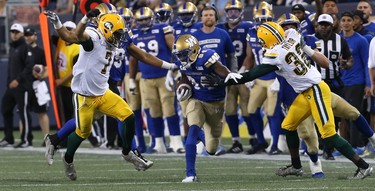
[127, 43, 176, 70]
[44, 10, 99, 44]
[226, 64, 278, 85]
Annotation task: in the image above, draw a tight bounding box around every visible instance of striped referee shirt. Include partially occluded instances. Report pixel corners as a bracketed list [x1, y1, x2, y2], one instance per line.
[313, 32, 351, 80]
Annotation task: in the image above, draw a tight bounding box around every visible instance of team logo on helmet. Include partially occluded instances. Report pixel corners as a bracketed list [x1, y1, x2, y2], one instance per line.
[104, 21, 114, 31]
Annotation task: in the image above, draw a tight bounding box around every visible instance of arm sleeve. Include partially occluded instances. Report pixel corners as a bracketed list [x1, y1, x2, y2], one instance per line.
[226, 64, 278, 85]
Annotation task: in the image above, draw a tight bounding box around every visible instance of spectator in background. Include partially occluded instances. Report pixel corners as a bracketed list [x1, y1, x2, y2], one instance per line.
[0, 23, 34, 148]
[322, 0, 338, 15]
[357, 0, 375, 35]
[0, 0, 6, 17]
[352, 10, 374, 42]
[340, 11, 370, 156]
[54, 21, 79, 124]
[55, 0, 74, 14]
[23, 27, 51, 142]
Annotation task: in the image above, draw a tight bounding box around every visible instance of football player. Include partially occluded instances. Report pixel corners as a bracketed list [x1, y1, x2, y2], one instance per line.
[174, 34, 241, 182]
[192, 5, 237, 155]
[244, 7, 284, 155]
[154, 3, 174, 25]
[216, 0, 255, 153]
[129, 7, 184, 154]
[118, 7, 147, 152]
[166, 2, 202, 144]
[44, 8, 177, 180]
[223, 21, 373, 179]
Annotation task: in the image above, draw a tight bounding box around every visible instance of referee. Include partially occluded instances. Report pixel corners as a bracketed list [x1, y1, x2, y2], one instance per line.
[314, 14, 352, 160]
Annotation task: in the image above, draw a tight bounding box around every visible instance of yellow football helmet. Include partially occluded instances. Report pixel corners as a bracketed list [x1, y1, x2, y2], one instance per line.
[98, 13, 126, 48]
[177, 2, 198, 27]
[154, 3, 173, 24]
[134, 7, 154, 31]
[257, 22, 285, 49]
[277, 13, 300, 30]
[173, 34, 201, 68]
[253, 1, 272, 13]
[253, 8, 274, 26]
[224, 0, 244, 24]
[118, 7, 133, 28]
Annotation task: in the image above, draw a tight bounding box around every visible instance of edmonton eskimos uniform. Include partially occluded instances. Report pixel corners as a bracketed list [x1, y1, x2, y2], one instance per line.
[263, 29, 336, 139]
[71, 27, 133, 138]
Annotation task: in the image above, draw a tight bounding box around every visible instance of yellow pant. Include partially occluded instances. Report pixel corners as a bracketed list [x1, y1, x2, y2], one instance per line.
[73, 90, 133, 138]
[282, 81, 336, 139]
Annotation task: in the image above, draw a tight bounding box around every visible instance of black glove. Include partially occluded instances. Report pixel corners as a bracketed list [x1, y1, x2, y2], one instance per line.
[201, 74, 224, 87]
[86, 9, 101, 18]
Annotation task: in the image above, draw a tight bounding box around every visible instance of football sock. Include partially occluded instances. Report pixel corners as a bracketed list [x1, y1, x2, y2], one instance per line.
[226, 115, 239, 138]
[57, 118, 76, 140]
[65, 132, 84, 163]
[284, 130, 300, 149]
[354, 158, 369, 169]
[308, 152, 318, 163]
[324, 134, 356, 159]
[243, 116, 255, 136]
[121, 114, 135, 155]
[250, 110, 266, 144]
[166, 114, 181, 136]
[353, 114, 374, 138]
[151, 117, 164, 137]
[185, 125, 201, 177]
[134, 109, 146, 149]
[268, 115, 283, 150]
[291, 156, 302, 169]
[144, 109, 155, 148]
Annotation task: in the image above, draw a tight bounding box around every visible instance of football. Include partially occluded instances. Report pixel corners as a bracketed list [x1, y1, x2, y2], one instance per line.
[33, 64, 44, 74]
[176, 76, 193, 101]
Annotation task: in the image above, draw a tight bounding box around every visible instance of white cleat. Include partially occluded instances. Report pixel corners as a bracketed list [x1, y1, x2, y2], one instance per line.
[182, 176, 198, 183]
[44, 134, 56, 165]
[309, 159, 325, 178]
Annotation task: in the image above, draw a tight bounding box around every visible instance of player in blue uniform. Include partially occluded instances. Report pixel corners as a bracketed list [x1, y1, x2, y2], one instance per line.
[191, 5, 237, 155]
[216, 0, 255, 153]
[129, 7, 184, 154]
[245, 8, 284, 155]
[174, 34, 241, 182]
[166, 2, 202, 144]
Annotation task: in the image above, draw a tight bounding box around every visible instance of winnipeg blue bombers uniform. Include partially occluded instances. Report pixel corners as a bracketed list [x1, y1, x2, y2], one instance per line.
[217, 21, 253, 68]
[173, 21, 202, 38]
[217, 21, 256, 152]
[178, 48, 227, 102]
[177, 48, 226, 179]
[132, 22, 182, 153]
[192, 27, 235, 68]
[300, 13, 315, 36]
[132, 23, 172, 79]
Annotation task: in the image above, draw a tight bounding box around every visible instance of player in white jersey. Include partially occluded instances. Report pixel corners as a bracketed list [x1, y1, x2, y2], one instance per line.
[218, 22, 373, 179]
[45, 10, 177, 180]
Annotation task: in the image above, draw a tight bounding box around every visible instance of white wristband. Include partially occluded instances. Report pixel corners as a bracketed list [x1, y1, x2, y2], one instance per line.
[54, 21, 63, 30]
[161, 61, 175, 70]
[80, 15, 90, 25]
[302, 45, 315, 57]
